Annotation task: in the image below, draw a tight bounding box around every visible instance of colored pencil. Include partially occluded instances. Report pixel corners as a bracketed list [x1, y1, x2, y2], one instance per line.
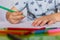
[8, 27, 45, 31]
[0, 6, 15, 12]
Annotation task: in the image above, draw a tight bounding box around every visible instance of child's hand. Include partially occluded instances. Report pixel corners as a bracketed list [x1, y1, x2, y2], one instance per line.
[6, 11, 25, 24]
[32, 14, 57, 26]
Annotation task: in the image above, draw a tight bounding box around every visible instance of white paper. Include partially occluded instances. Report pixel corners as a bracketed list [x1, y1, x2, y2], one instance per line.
[0, 19, 60, 28]
[0, 21, 43, 28]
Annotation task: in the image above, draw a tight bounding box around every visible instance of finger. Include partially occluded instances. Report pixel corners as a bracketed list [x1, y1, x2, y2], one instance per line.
[12, 11, 23, 16]
[48, 20, 54, 25]
[16, 11, 23, 15]
[40, 20, 48, 26]
[12, 12, 18, 16]
[15, 15, 24, 19]
[32, 18, 39, 26]
[9, 19, 20, 24]
[34, 20, 42, 26]
[18, 15, 25, 20]
[12, 15, 24, 20]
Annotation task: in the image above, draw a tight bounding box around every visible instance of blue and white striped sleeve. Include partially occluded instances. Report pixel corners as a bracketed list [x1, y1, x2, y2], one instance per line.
[14, 0, 28, 11]
[56, 0, 60, 12]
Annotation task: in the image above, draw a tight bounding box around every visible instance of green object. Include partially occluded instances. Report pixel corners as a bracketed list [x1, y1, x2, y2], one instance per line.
[18, 34, 60, 40]
[0, 36, 10, 40]
[0, 6, 25, 17]
[0, 6, 15, 12]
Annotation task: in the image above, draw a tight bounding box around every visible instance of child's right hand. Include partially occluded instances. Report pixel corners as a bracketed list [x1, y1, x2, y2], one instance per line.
[6, 11, 25, 24]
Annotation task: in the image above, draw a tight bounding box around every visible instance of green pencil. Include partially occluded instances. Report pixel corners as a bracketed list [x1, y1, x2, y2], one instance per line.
[0, 6, 15, 12]
[0, 6, 25, 16]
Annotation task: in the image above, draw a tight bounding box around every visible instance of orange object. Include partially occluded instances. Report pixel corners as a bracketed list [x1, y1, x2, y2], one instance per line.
[0, 27, 45, 35]
[0, 30, 31, 35]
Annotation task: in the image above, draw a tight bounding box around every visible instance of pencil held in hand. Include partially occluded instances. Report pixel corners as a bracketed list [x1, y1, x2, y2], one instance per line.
[6, 11, 25, 24]
[0, 6, 25, 24]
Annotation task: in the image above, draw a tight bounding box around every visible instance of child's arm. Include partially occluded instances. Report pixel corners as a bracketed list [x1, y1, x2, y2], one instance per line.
[6, 6, 24, 24]
[32, 0, 60, 26]
[32, 12, 60, 26]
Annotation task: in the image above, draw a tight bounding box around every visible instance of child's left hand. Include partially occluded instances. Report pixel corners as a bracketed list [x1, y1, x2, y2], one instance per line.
[32, 14, 56, 26]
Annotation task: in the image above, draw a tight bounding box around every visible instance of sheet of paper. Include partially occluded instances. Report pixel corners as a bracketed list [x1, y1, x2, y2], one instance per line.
[0, 20, 60, 28]
[0, 17, 60, 28]
[0, 21, 43, 28]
